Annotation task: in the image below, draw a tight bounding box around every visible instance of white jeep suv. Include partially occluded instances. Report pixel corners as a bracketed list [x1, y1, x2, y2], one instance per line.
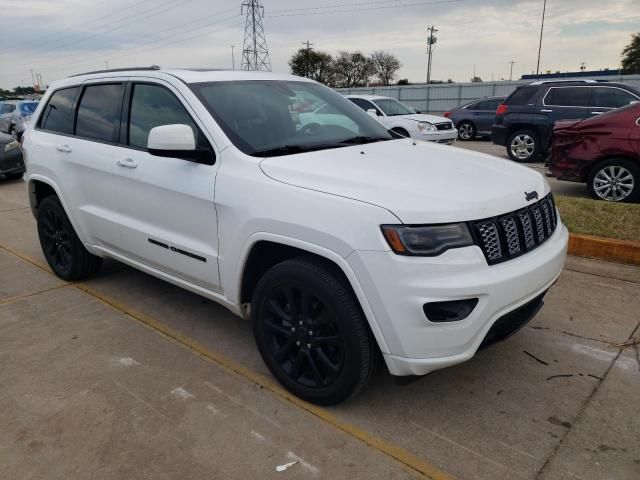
[22, 68, 568, 405]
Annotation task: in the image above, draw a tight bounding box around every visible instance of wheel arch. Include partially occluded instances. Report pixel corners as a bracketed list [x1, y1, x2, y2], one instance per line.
[27, 175, 89, 246]
[236, 235, 390, 355]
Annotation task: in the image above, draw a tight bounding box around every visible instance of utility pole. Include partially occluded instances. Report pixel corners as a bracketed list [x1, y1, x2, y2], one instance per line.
[230, 45, 235, 69]
[241, 0, 272, 71]
[535, 0, 547, 79]
[302, 40, 313, 78]
[104, 60, 109, 70]
[508, 60, 516, 81]
[30, 69, 35, 89]
[579, 62, 586, 72]
[426, 25, 438, 84]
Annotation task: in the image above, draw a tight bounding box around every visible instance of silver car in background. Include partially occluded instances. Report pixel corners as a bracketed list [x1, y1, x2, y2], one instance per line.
[0, 100, 39, 139]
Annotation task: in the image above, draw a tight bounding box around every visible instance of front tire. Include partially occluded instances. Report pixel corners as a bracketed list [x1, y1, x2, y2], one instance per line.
[251, 257, 377, 405]
[458, 121, 476, 141]
[37, 196, 102, 280]
[587, 158, 639, 203]
[507, 129, 539, 162]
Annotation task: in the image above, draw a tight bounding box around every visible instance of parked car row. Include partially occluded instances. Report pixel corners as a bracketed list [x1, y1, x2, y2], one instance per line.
[0, 99, 39, 140]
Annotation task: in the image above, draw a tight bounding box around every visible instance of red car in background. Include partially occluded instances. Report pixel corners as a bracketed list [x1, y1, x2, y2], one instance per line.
[549, 102, 640, 202]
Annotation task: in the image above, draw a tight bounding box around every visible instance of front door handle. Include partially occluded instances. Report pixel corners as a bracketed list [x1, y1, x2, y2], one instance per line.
[117, 158, 138, 169]
[56, 144, 72, 153]
[540, 109, 553, 113]
[591, 111, 604, 115]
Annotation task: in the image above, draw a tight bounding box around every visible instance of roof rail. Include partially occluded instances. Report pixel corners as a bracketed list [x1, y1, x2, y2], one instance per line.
[70, 65, 161, 77]
[529, 79, 597, 85]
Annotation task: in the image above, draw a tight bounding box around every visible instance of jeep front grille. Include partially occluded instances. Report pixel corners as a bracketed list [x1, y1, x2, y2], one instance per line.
[471, 194, 557, 265]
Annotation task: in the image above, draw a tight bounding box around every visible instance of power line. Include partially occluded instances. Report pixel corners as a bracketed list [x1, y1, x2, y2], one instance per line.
[5, 0, 195, 69]
[0, 13, 243, 80]
[267, 0, 462, 18]
[10, 0, 156, 51]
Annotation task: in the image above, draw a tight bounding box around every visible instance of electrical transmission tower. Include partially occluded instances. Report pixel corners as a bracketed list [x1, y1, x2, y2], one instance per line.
[241, 0, 272, 72]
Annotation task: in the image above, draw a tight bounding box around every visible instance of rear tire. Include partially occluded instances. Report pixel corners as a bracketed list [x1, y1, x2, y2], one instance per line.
[458, 121, 476, 141]
[587, 158, 639, 203]
[507, 129, 539, 162]
[251, 257, 377, 405]
[37, 196, 102, 280]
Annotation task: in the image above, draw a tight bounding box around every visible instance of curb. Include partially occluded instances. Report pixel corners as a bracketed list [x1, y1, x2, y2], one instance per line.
[568, 233, 640, 266]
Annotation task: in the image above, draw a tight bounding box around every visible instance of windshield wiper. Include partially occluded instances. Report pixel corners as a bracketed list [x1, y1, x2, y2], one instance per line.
[338, 136, 389, 145]
[255, 144, 337, 157]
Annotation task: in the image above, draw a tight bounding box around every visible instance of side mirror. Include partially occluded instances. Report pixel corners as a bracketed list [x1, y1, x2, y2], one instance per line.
[147, 124, 214, 165]
[366, 108, 380, 117]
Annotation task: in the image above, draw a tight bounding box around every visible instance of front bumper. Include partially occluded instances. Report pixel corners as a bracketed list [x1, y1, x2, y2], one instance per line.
[416, 129, 458, 144]
[0, 147, 25, 175]
[347, 221, 568, 376]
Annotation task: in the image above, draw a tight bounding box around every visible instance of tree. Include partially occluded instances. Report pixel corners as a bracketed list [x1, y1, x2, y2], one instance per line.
[471, 76, 483, 83]
[333, 51, 373, 88]
[397, 79, 410, 85]
[370, 51, 401, 86]
[621, 32, 640, 72]
[289, 49, 335, 85]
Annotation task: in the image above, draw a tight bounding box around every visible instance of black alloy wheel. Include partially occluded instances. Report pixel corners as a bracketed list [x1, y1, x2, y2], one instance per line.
[260, 283, 345, 389]
[252, 258, 377, 405]
[37, 196, 102, 280]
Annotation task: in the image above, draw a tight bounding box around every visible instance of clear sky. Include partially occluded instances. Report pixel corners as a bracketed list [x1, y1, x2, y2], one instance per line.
[0, 0, 638, 89]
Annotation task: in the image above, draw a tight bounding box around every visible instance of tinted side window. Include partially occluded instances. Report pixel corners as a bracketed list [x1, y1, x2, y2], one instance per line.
[544, 87, 590, 107]
[39, 87, 79, 134]
[3, 104, 16, 113]
[592, 87, 638, 108]
[505, 87, 538, 105]
[128, 84, 197, 149]
[349, 98, 375, 112]
[76, 84, 124, 142]
[473, 100, 500, 110]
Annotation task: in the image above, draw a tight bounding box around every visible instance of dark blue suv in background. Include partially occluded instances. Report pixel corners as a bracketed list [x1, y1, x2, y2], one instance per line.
[491, 80, 640, 162]
[444, 96, 505, 141]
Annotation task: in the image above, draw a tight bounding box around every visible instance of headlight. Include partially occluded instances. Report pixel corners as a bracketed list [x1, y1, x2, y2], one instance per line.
[381, 223, 474, 256]
[417, 122, 437, 133]
[4, 140, 19, 153]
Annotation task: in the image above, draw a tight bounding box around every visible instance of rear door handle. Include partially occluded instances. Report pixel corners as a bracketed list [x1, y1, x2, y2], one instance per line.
[540, 109, 553, 113]
[117, 158, 138, 169]
[591, 111, 604, 115]
[56, 144, 72, 153]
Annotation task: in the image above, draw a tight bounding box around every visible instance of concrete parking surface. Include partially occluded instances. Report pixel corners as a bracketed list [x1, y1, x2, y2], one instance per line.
[1, 177, 639, 480]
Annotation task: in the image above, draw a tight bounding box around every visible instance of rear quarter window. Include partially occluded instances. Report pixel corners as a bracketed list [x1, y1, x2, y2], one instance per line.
[504, 87, 538, 105]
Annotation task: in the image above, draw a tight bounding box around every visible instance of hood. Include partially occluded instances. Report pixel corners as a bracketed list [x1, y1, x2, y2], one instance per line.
[259, 139, 548, 224]
[397, 113, 450, 124]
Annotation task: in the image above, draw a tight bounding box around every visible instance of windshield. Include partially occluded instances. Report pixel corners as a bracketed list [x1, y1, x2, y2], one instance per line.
[20, 102, 38, 114]
[190, 80, 392, 156]
[372, 98, 415, 116]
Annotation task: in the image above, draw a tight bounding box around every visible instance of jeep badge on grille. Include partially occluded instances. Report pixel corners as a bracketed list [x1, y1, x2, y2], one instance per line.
[524, 191, 539, 202]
